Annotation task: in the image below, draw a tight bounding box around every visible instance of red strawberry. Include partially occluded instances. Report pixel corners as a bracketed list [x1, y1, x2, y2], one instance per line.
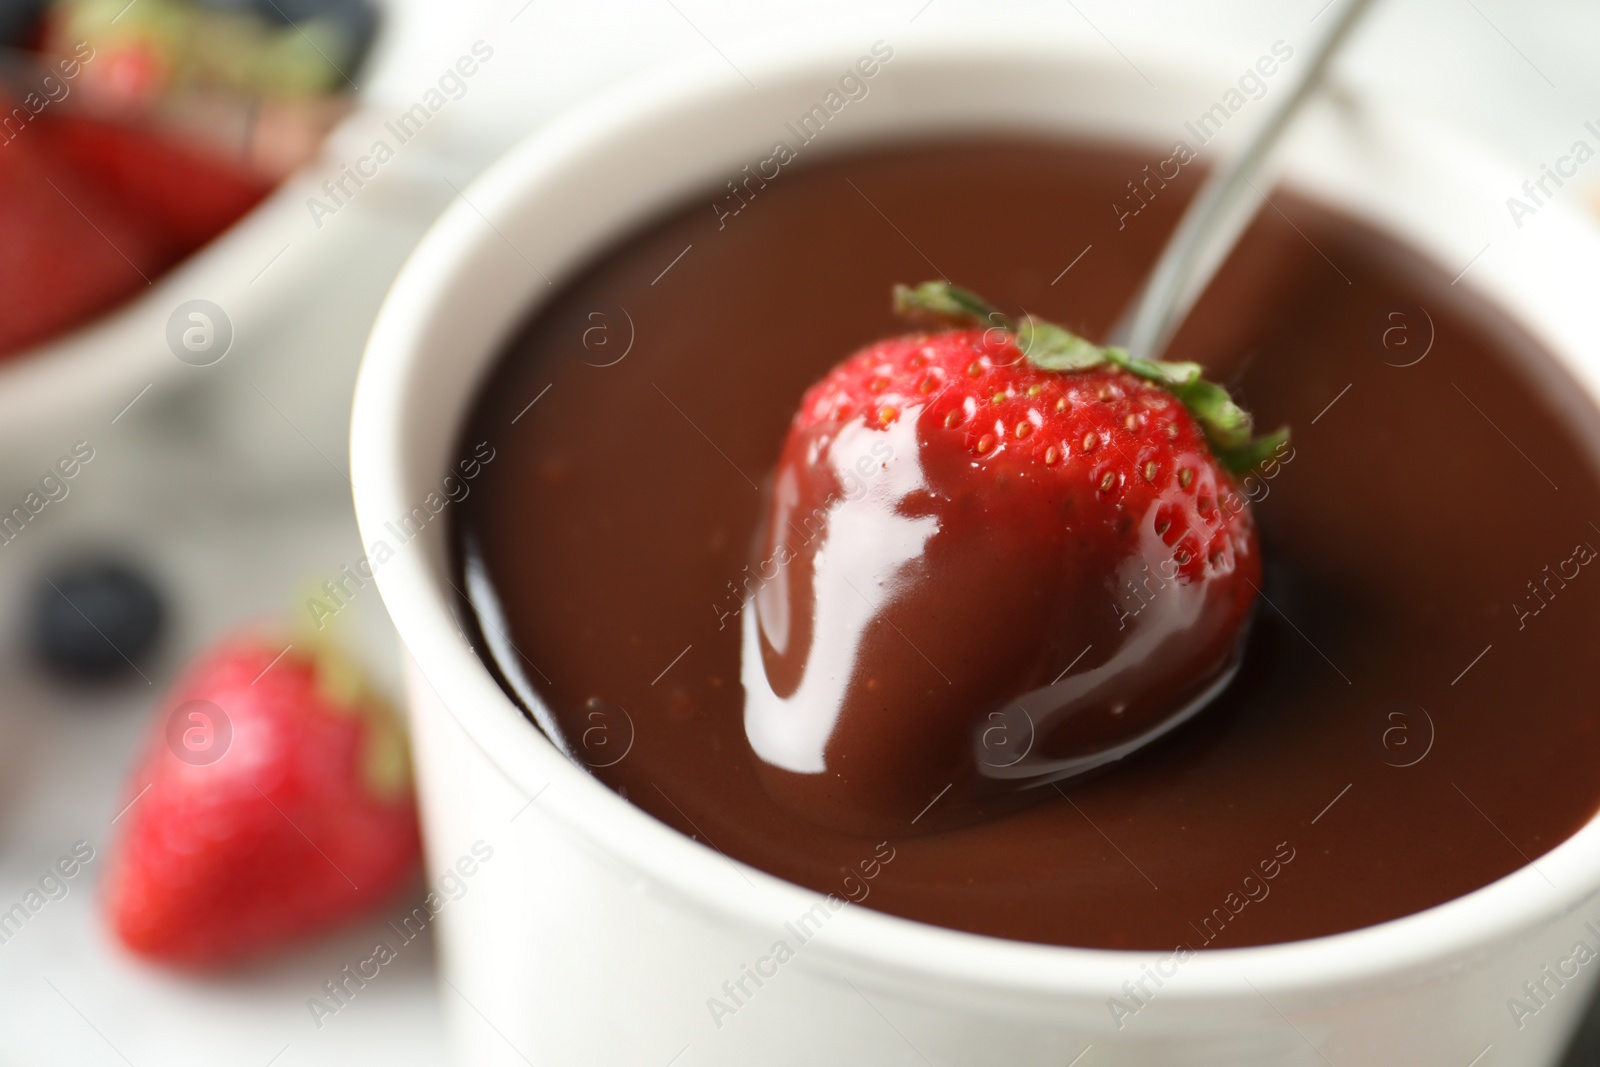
[104, 634, 420, 967]
[36, 114, 271, 247]
[743, 282, 1286, 833]
[0, 115, 174, 359]
[0, 104, 271, 360]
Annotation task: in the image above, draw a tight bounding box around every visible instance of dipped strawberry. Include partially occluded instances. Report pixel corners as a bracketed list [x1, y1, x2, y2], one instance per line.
[104, 634, 420, 967]
[742, 282, 1286, 834]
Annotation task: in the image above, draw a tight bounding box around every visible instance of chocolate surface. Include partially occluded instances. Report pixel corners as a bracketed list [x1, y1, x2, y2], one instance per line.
[452, 139, 1600, 949]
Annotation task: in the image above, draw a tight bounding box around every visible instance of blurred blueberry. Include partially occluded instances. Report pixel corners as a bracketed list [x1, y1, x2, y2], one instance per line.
[31, 559, 166, 684]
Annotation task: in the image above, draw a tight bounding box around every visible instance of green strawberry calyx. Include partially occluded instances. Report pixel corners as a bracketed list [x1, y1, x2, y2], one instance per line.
[285, 628, 414, 802]
[892, 280, 1289, 475]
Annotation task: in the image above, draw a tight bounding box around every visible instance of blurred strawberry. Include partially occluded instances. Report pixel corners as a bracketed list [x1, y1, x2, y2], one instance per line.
[0, 115, 172, 358]
[104, 634, 421, 968]
[85, 38, 170, 108]
[37, 113, 271, 247]
[0, 102, 273, 359]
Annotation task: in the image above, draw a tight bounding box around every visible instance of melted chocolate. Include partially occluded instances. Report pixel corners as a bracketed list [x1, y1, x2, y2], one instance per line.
[453, 140, 1600, 949]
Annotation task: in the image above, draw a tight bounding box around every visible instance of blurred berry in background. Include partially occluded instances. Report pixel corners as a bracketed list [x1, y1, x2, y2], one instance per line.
[29, 556, 166, 683]
[0, 0, 376, 359]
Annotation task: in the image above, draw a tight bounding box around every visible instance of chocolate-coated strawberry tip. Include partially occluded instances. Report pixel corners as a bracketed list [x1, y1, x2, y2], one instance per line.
[893, 280, 1289, 475]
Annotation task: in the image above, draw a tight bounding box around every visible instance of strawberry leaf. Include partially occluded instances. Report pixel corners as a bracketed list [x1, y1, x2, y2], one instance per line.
[1110, 353, 1203, 388]
[1173, 378, 1251, 448]
[1213, 425, 1291, 475]
[1017, 317, 1108, 371]
[892, 282, 1007, 329]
